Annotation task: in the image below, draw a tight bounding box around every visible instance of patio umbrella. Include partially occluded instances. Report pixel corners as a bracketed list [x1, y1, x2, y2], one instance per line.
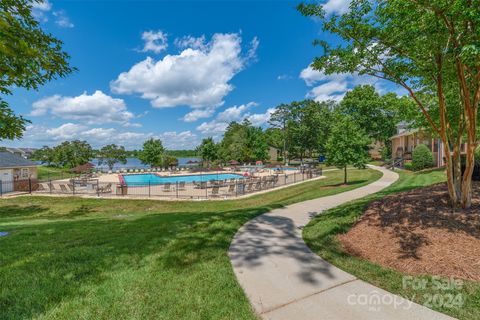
[229, 160, 239, 165]
[256, 160, 263, 165]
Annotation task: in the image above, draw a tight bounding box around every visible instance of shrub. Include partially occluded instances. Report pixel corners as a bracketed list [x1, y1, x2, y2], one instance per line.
[404, 162, 413, 171]
[412, 144, 434, 171]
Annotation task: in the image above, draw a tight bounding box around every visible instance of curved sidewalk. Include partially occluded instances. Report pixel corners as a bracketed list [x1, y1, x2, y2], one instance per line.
[229, 166, 454, 320]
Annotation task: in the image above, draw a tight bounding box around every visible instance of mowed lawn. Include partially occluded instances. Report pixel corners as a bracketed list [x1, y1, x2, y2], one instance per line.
[0, 169, 381, 320]
[304, 169, 480, 320]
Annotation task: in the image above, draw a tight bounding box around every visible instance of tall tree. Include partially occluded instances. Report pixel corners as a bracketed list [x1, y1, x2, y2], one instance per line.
[269, 104, 292, 164]
[299, 0, 480, 208]
[325, 115, 371, 184]
[98, 144, 128, 170]
[52, 140, 93, 168]
[138, 139, 165, 167]
[31, 145, 55, 166]
[1, 0, 74, 140]
[197, 137, 218, 167]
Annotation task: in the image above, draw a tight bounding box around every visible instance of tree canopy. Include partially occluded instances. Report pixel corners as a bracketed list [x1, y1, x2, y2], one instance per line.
[98, 144, 128, 170]
[0, 0, 75, 140]
[298, 0, 480, 208]
[138, 139, 165, 167]
[325, 115, 371, 184]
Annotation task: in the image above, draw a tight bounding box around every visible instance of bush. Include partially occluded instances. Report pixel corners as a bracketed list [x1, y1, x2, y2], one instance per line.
[403, 162, 413, 171]
[412, 144, 434, 171]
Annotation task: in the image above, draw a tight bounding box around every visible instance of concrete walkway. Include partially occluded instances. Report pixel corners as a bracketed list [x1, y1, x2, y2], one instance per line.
[229, 166, 454, 320]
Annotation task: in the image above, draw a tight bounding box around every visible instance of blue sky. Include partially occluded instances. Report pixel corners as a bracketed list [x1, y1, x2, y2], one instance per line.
[5, 0, 391, 150]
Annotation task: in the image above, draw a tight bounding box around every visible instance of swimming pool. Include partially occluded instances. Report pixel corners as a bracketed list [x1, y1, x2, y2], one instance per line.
[121, 173, 244, 186]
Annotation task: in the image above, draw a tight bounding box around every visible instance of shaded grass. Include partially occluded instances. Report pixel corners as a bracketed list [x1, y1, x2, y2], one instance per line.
[303, 168, 480, 320]
[0, 168, 381, 320]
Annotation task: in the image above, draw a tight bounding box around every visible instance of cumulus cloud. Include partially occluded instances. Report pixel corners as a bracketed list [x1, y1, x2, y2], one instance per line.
[111, 32, 258, 121]
[141, 30, 168, 54]
[196, 102, 274, 136]
[53, 10, 74, 28]
[31, 0, 52, 21]
[323, 0, 352, 15]
[174, 35, 206, 50]
[181, 107, 216, 122]
[31, 90, 136, 126]
[300, 65, 376, 102]
[11, 123, 199, 149]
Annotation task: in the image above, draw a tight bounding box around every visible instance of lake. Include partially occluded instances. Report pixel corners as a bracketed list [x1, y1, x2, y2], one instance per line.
[90, 157, 201, 170]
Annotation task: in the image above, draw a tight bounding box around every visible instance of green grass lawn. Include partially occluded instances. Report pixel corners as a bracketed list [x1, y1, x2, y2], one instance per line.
[0, 168, 381, 320]
[37, 166, 76, 181]
[303, 169, 480, 320]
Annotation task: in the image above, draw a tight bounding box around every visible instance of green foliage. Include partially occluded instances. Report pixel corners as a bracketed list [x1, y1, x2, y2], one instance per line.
[0, 100, 30, 140]
[339, 86, 406, 145]
[269, 100, 334, 161]
[97, 144, 128, 170]
[403, 162, 414, 171]
[197, 137, 218, 167]
[138, 139, 165, 167]
[217, 119, 269, 163]
[412, 144, 434, 171]
[0, 0, 75, 140]
[165, 150, 197, 157]
[35, 140, 93, 168]
[325, 115, 371, 183]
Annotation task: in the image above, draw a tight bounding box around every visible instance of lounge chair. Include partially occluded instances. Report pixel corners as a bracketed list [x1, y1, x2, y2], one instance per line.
[163, 182, 171, 192]
[226, 184, 235, 195]
[246, 183, 253, 193]
[255, 181, 262, 190]
[60, 184, 69, 193]
[210, 186, 220, 197]
[178, 181, 186, 191]
[37, 183, 46, 192]
[98, 183, 112, 194]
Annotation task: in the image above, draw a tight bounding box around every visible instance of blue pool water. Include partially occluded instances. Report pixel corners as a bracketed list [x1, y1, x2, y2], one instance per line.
[122, 173, 244, 186]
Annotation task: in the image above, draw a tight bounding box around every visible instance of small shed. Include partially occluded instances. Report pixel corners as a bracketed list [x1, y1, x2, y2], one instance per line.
[0, 152, 38, 193]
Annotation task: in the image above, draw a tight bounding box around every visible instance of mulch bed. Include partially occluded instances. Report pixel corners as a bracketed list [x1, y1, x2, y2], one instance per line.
[339, 183, 480, 281]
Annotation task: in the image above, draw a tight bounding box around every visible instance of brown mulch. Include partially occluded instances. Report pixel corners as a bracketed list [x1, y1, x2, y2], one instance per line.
[339, 183, 480, 282]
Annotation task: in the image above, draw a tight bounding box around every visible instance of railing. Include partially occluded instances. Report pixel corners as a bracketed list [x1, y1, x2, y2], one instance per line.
[0, 169, 322, 199]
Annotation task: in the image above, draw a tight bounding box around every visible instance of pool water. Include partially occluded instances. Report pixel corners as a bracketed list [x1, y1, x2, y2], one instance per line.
[122, 173, 244, 186]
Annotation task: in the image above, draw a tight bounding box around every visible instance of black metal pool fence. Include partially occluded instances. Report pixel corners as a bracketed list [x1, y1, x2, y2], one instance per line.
[0, 168, 322, 199]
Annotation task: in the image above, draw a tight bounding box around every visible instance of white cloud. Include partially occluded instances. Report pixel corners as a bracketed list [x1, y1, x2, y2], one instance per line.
[196, 102, 273, 137]
[141, 30, 168, 54]
[10, 124, 200, 150]
[300, 65, 377, 102]
[181, 108, 216, 122]
[31, 0, 51, 21]
[174, 35, 206, 50]
[158, 131, 200, 149]
[53, 10, 74, 28]
[31, 90, 135, 126]
[111, 33, 258, 121]
[323, 0, 352, 15]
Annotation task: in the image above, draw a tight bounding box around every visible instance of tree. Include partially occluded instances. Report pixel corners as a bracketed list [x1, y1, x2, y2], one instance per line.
[98, 144, 127, 170]
[1, 1, 74, 140]
[31, 145, 55, 166]
[52, 140, 93, 168]
[197, 137, 218, 167]
[339, 85, 401, 145]
[298, 0, 480, 208]
[264, 128, 284, 160]
[138, 139, 165, 167]
[325, 116, 371, 184]
[163, 155, 178, 168]
[246, 126, 269, 162]
[269, 104, 292, 164]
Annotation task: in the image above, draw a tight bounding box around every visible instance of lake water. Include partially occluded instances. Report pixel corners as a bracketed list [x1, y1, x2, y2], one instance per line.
[90, 157, 201, 170]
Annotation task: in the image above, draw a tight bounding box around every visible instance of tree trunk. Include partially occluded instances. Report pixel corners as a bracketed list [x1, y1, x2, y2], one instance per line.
[344, 165, 347, 184]
[461, 139, 476, 208]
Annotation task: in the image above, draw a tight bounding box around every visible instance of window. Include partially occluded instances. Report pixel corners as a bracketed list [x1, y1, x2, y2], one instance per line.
[21, 168, 29, 178]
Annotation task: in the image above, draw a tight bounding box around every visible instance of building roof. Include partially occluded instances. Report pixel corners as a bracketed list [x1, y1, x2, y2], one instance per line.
[0, 152, 38, 168]
[390, 129, 419, 140]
